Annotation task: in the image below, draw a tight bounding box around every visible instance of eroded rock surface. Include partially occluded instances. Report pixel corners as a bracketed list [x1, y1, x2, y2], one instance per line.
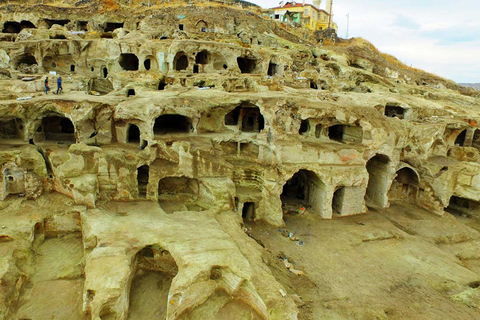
[1, 1, 480, 319]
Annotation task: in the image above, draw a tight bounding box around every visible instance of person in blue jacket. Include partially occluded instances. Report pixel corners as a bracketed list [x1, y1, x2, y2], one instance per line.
[56, 77, 63, 95]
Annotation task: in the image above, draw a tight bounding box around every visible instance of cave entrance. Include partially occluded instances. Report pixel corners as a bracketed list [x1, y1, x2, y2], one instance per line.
[241, 108, 264, 132]
[195, 50, 209, 64]
[366, 154, 391, 208]
[103, 67, 108, 78]
[0, 118, 23, 141]
[267, 62, 280, 76]
[242, 202, 256, 221]
[281, 170, 327, 215]
[299, 119, 310, 135]
[2, 20, 36, 33]
[174, 52, 188, 71]
[127, 245, 178, 320]
[237, 57, 257, 73]
[153, 115, 191, 136]
[388, 167, 419, 201]
[44, 19, 70, 28]
[224, 105, 265, 133]
[446, 196, 480, 218]
[127, 89, 135, 97]
[144, 59, 151, 70]
[158, 79, 166, 90]
[76, 21, 88, 31]
[137, 165, 149, 198]
[104, 22, 123, 32]
[144, 55, 157, 71]
[385, 105, 405, 119]
[119, 54, 139, 71]
[41, 116, 75, 142]
[455, 129, 467, 146]
[158, 177, 199, 199]
[328, 125, 363, 144]
[157, 177, 199, 212]
[332, 187, 346, 214]
[127, 124, 140, 144]
[15, 54, 37, 70]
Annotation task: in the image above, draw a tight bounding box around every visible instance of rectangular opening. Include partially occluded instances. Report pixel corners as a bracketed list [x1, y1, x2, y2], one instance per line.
[328, 125, 363, 144]
[242, 202, 255, 221]
[385, 105, 405, 119]
[179, 24, 184, 31]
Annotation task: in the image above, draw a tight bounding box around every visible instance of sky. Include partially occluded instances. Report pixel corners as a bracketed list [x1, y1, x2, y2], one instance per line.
[247, 0, 480, 83]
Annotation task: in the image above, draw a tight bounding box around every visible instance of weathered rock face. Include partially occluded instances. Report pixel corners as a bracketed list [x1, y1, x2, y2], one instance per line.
[0, 1, 480, 319]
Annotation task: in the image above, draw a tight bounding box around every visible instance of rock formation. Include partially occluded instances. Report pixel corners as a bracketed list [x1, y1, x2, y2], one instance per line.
[1, 1, 480, 319]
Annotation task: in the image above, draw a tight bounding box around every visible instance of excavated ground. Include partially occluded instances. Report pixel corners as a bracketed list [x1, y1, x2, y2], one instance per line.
[247, 203, 480, 320]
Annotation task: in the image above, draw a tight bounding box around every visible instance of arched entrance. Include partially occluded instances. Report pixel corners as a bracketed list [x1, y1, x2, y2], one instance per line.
[174, 52, 188, 71]
[388, 167, 419, 201]
[281, 170, 327, 216]
[40, 116, 75, 142]
[127, 245, 178, 320]
[365, 154, 391, 208]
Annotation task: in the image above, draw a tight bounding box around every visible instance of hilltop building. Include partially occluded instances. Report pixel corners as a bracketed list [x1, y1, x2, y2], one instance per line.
[269, 1, 338, 32]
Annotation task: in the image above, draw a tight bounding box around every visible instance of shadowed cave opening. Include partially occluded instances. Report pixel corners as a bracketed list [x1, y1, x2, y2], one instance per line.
[446, 196, 480, 218]
[195, 50, 210, 64]
[174, 52, 188, 71]
[2, 20, 35, 33]
[40, 116, 75, 142]
[224, 106, 265, 133]
[127, 245, 178, 320]
[127, 124, 140, 144]
[388, 167, 419, 201]
[137, 165, 149, 198]
[242, 202, 256, 221]
[0, 118, 23, 140]
[385, 105, 405, 119]
[154, 115, 191, 135]
[366, 154, 391, 208]
[328, 125, 363, 144]
[281, 170, 327, 215]
[455, 130, 467, 146]
[105, 22, 123, 32]
[119, 54, 139, 71]
[237, 57, 256, 73]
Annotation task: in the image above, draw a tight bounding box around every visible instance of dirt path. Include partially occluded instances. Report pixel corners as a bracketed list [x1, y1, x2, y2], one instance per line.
[247, 203, 480, 320]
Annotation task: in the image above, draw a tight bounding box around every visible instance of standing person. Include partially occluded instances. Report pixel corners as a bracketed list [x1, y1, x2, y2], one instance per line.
[44, 77, 49, 94]
[56, 76, 63, 95]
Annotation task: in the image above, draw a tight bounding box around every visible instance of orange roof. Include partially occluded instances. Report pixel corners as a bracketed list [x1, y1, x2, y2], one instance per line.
[270, 2, 330, 15]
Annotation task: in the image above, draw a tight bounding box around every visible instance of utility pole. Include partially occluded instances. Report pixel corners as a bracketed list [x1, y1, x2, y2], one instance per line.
[327, 0, 333, 29]
[346, 13, 349, 38]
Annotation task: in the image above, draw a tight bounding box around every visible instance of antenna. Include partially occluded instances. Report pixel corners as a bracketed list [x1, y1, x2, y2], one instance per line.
[346, 13, 349, 38]
[327, 0, 333, 29]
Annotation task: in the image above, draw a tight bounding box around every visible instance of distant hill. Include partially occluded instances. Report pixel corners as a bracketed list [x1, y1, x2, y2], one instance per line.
[460, 83, 480, 89]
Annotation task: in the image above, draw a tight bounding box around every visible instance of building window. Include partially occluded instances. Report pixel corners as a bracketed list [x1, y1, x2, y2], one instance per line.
[275, 14, 280, 19]
[305, 9, 308, 15]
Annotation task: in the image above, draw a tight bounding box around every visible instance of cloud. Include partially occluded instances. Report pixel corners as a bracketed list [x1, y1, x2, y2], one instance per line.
[394, 15, 420, 30]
